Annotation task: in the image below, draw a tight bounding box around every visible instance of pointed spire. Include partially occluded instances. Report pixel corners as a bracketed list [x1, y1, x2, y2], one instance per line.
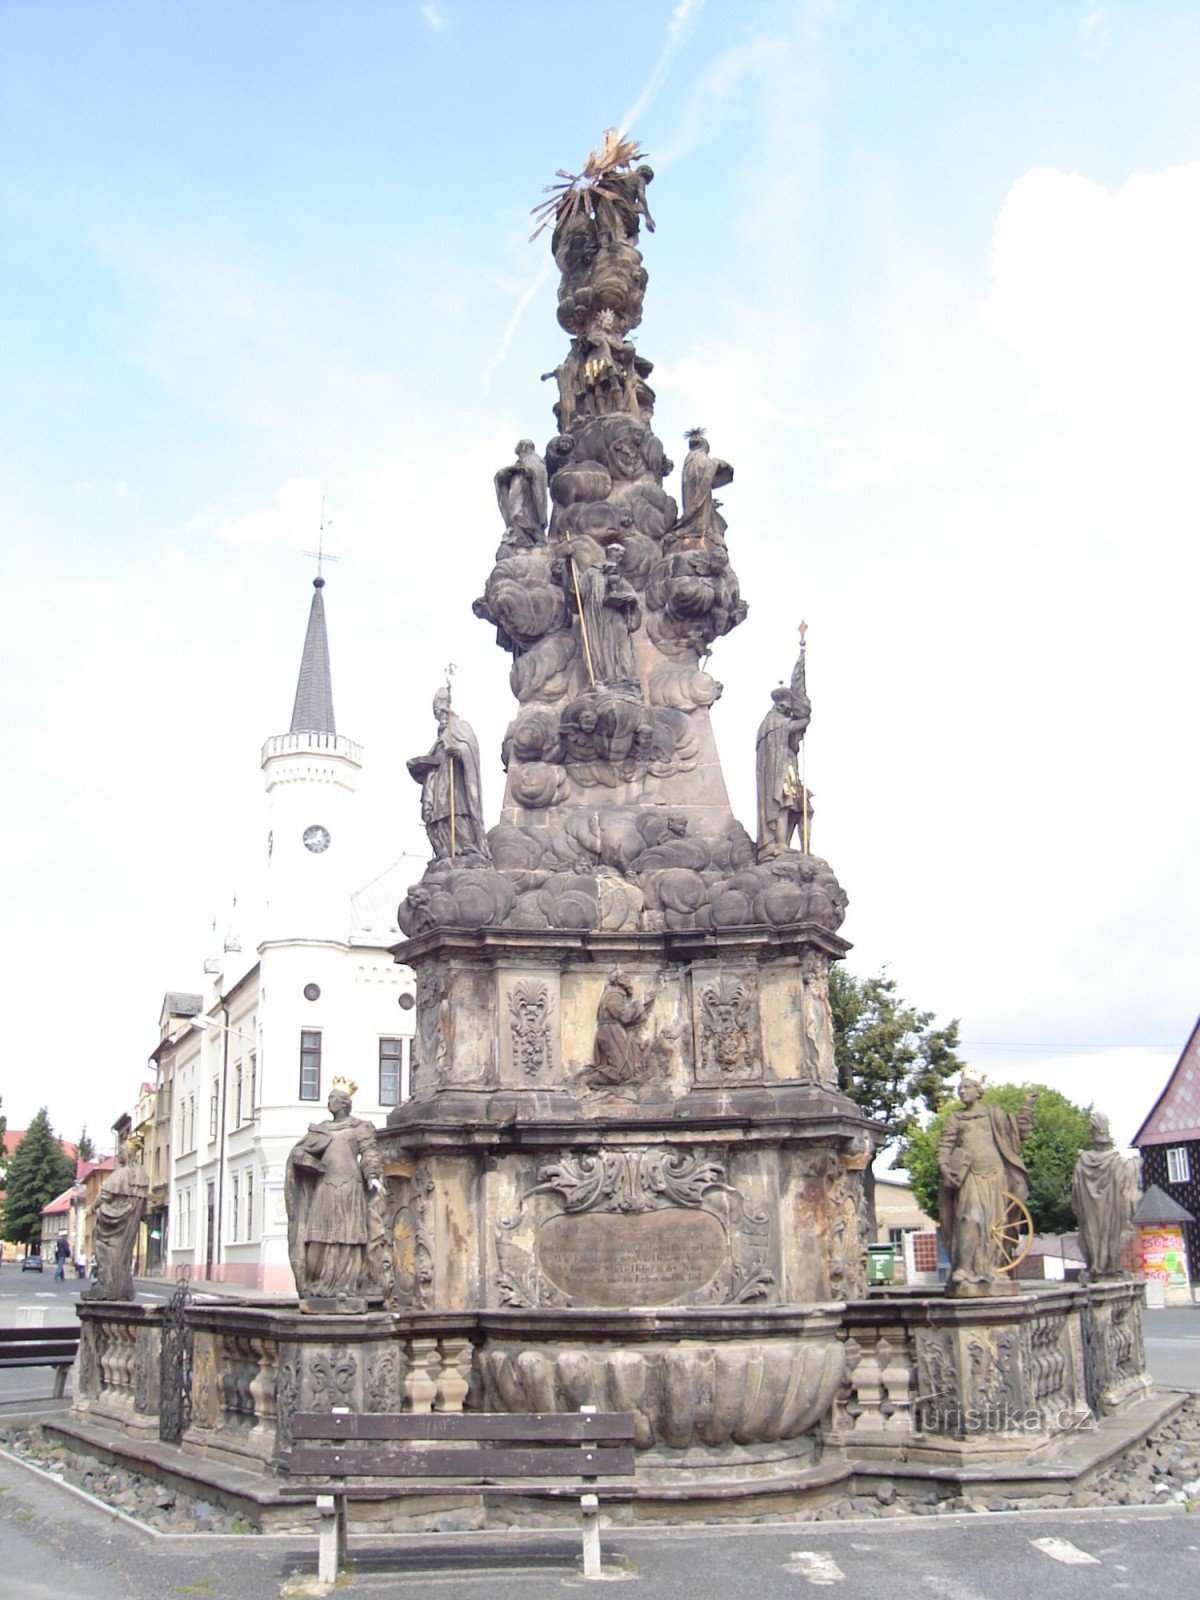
[289, 577, 337, 735]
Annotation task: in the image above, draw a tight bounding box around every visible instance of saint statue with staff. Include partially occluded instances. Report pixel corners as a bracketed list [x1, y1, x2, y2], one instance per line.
[407, 680, 490, 860]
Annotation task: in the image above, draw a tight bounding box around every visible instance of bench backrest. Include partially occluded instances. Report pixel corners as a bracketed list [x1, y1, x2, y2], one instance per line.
[0, 1327, 80, 1363]
[286, 1410, 636, 1483]
[0, 1326, 81, 1345]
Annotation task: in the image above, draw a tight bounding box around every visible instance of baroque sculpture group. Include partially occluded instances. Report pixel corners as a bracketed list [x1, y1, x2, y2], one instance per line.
[67, 136, 1154, 1504]
[72, 138, 1143, 1331]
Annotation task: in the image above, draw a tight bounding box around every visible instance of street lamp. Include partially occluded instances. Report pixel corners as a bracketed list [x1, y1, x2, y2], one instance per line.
[188, 1014, 258, 1048]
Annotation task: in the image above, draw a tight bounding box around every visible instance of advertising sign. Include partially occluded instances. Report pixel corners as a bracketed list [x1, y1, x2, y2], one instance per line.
[1137, 1225, 1190, 1287]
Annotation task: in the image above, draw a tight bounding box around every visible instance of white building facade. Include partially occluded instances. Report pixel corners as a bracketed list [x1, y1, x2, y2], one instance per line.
[161, 576, 414, 1292]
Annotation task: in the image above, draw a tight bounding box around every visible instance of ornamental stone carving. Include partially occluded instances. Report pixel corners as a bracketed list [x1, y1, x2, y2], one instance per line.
[495, 1146, 777, 1310]
[697, 970, 760, 1084]
[508, 978, 554, 1077]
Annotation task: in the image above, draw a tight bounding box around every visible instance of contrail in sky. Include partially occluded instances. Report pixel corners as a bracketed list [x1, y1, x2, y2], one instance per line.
[483, 0, 707, 387]
[617, 0, 706, 138]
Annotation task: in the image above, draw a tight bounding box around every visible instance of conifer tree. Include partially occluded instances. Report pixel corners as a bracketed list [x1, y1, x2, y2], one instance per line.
[0, 1109, 75, 1248]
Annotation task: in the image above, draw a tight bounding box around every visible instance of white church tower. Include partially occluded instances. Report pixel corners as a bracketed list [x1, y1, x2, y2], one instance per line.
[261, 575, 362, 942]
[162, 572, 414, 1293]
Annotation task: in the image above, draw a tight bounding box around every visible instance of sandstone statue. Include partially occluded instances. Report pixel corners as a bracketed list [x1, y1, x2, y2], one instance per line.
[285, 1077, 390, 1312]
[407, 687, 490, 860]
[937, 1076, 1036, 1297]
[576, 544, 642, 690]
[585, 969, 648, 1088]
[675, 428, 733, 546]
[1072, 1111, 1140, 1279]
[756, 687, 810, 858]
[82, 1135, 149, 1302]
[494, 439, 548, 545]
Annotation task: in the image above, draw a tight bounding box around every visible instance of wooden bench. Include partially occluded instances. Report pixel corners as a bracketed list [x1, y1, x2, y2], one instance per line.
[0, 1324, 81, 1398]
[281, 1407, 637, 1583]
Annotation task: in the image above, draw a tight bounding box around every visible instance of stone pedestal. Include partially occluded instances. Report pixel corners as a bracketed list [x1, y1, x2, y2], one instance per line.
[827, 1281, 1149, 1466]
[72, 1301, 161, 1440]
[382, 925, 873, 1319]
[1080, 1277, 1152, 1414]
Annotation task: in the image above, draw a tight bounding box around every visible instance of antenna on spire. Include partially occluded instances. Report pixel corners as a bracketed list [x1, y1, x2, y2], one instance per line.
[303, 496, 341, 586]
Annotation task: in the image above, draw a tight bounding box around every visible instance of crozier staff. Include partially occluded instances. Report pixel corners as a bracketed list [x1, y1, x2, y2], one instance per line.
[407, 683, 490, 860]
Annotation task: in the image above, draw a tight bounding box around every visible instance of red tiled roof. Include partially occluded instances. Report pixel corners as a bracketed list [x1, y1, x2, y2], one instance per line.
[76, 1158, 114, 1180]
[40, 1186, 77, 1215]
[1135, 1018, 1200, 1146]
[2, 1130, 78, 1161]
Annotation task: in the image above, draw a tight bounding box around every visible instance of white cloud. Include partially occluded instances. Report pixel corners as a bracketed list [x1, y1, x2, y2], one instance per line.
[420, 1, 449, 32]
[202, 475, 327, 548]
[816, 417, 944, 492]
[981, 163, 1200, 460]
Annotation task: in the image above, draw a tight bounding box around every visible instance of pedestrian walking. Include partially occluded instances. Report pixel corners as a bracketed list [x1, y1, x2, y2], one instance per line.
[53, 1233, 71, 1281]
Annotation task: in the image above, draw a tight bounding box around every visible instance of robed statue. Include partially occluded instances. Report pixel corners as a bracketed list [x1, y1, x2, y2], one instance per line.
[937, 1075, 1036, 1297]
[285, 1078, 393, 1312]
[576, 544, 642, 690]
[675, 428, 733, 546]
[407, 686, 490, 860]
[1072, 1111, 1140, 1279]
[756, 628, 813, 859]
[494, 439, 548, 546]
[584, 970, 648, 1089]
[83, 1135, 149, 1301]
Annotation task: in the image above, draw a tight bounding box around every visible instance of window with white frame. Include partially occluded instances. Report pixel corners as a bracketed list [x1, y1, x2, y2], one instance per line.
[248, 1052, 257, 1119]
[233, 1061, 244, 1126]
[300, 1030, 322, 1100]
[244, 1168, 255, 1240]
[379, 1037, 405, 1106]
[209, 1079, 219, 1139]
[230, 1174, 240, 1241]
[1167, 1146, 1191, 1184]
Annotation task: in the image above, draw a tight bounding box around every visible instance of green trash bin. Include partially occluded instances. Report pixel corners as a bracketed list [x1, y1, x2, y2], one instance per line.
[867, 1244, 896, 1285]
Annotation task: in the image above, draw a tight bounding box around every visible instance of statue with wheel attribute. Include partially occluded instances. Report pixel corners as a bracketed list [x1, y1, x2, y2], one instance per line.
[937, 1074, 1036, 1297]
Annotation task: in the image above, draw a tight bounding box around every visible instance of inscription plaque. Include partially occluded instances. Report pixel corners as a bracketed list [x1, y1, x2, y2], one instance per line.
[537, 1208, 727, 1306]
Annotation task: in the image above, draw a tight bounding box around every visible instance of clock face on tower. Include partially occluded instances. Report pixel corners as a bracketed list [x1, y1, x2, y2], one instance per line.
[302, 824, 331, 854]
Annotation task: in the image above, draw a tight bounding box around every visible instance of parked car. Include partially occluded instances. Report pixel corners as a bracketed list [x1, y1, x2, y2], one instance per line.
[21, 1253, 44, 1273]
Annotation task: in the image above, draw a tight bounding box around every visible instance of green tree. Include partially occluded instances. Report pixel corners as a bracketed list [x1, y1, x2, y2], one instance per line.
[76, 1126, 96, 1163]
[903, 1082, 1094, 1234]
[830, 966, 964, 1142]
[0, 1109, 75, 1249]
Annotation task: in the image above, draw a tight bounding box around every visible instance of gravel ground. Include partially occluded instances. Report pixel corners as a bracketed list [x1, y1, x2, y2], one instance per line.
[2, 1398, 1198, 1534]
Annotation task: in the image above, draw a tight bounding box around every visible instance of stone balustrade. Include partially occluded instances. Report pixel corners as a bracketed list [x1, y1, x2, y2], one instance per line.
[72, 1281, 1149, 1474]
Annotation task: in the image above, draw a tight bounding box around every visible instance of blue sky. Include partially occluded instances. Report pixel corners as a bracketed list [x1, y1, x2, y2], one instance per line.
[2, 1, 1197, 1152]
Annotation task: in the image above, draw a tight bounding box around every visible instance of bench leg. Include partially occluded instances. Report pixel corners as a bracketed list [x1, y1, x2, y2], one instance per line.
[337, 1497, 348, 1569]
[52, 1366, 67, 1400]
[317, 1494, 344, 1584]
[580, 1492, 601, 1580]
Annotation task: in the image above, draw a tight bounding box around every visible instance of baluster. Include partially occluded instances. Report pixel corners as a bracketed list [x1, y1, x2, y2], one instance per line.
[878, 1335, 914, 1436]
[405, 1337, 440, 1413]
[852, 1337, 885, 1433]
[435, 1336, 471, 1413]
